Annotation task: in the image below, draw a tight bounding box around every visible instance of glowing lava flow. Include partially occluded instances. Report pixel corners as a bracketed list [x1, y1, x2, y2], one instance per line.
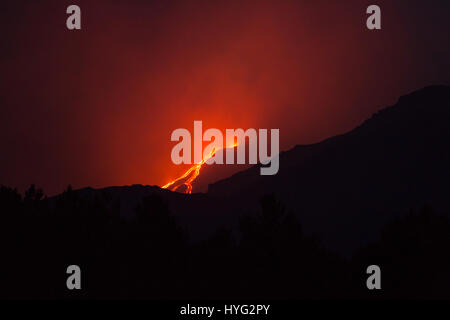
[162, 143, 238, 194]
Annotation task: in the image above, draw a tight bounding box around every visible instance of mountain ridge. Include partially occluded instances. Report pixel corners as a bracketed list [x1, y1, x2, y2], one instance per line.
[56, 85, 450, 255]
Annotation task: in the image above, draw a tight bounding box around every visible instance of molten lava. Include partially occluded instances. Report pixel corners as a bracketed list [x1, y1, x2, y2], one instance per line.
[162, 143, 238, 194]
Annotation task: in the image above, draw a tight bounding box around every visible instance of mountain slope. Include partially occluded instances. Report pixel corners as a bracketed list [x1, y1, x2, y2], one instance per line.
[208, 85, 450, 253]
[62, 86, 450, 255]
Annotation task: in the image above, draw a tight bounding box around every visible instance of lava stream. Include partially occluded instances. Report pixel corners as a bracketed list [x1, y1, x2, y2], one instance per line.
[162, 143, 237, 194]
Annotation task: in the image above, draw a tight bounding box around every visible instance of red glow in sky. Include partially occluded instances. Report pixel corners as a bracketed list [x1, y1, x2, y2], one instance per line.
[1, 0, 449, 195]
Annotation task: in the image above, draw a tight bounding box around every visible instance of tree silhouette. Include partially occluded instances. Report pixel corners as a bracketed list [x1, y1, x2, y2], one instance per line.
[351, 205, 450, 299]
[0, 185, 449, 299]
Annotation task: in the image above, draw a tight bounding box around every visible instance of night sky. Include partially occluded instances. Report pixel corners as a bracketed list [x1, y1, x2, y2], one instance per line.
[1, 0, 450, 195]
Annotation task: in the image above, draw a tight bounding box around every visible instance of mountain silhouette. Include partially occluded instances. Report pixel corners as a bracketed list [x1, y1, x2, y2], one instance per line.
[4, 85, 450, 299]
[56, 85, 450, 255]
[208, 85, 450, 253]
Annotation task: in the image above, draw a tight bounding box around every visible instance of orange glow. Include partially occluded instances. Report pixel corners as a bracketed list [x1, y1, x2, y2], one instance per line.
[162, 142, 238, 194]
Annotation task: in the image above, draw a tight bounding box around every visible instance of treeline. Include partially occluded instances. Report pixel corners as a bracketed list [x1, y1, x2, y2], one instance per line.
[0, 185, 449, 299]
